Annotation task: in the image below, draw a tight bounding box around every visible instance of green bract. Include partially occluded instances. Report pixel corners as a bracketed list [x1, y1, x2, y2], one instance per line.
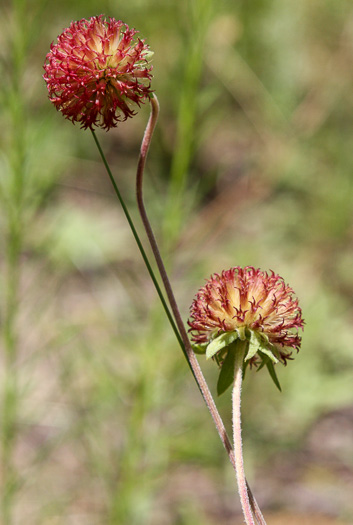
[246, 330, 279, 363]
[200, 328, 283, 395]
[206, 331, 239, 359]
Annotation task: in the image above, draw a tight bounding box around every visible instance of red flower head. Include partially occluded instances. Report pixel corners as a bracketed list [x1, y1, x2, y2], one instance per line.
[189, 267, 304, 389]
[43, 16, 153, 130]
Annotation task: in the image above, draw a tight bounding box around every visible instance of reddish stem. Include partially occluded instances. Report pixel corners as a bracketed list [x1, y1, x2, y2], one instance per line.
[136, 94, 266, 525]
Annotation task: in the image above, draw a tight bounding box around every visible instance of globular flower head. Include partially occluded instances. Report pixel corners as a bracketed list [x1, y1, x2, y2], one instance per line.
[43, 16, 153, 130]
[189, 267, 304, 391]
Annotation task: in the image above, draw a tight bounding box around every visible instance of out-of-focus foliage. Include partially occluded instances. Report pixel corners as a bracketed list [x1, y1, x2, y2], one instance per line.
[0, 0, 353, 523]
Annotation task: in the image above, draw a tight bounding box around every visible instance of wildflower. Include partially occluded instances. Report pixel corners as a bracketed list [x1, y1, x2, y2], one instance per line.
[43, 16, 153, 130]
[189, 267, 304, 392]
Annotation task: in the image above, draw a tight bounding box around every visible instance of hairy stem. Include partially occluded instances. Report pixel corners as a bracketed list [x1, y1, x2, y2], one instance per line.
[232, 342, 257, 525]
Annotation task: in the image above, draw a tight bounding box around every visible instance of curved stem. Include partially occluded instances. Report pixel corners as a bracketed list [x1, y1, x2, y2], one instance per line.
[93, 98, 266, 524]
[136, 96, 267, 524]
[136, 94, 234, 460]
[232, 342, 256, 525]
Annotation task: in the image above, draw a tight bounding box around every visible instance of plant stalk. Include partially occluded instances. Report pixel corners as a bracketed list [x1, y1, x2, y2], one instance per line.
[137, 96, 267, 524]
[93, 97, 266, 524]
[136, 94, 236, 457]
[91, 129, 186, 356]
[232, 342, 258, 525]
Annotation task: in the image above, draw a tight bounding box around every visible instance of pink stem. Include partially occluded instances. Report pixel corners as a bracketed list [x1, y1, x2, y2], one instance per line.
[136, 94, 233, 455]
[232, 342, 256, 525]
[136, 95, 266, 524]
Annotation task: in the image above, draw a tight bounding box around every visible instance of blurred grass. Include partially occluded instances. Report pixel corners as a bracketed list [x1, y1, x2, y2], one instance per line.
[1, 0, 353, 523]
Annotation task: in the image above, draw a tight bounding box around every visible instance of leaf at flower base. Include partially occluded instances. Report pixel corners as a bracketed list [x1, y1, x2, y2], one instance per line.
[206, 331, 238, 360]
[258, 345, 279, 364]
[237, 326, 247, 341]
[263, 356, 282, 392]
[217, 344, 236, 396]
[245, 330, 261, 361]
[246, 330, 279, 364]
[256, 359, 266, 371]
[191, 343, 207, 354]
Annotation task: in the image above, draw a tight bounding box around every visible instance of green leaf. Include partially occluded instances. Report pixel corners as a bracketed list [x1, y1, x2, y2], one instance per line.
[245, 330, 279, 364]
[242, 359, 251, 380]
[245, 330, 262, 361]
[256, 359, 266, 371]
[217, 344, 236, 396]
[265, 358, 282, 392]
[237, 326, 246, 341]
[258, 346, 279, 364]
[206, 331, 238, 360]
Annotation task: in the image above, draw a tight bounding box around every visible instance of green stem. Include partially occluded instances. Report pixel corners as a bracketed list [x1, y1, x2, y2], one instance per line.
[90, 130, 185, 358]
[92, 102, 266, 524]
[92, 119, 234, 463]
[92, 122, 237, 469]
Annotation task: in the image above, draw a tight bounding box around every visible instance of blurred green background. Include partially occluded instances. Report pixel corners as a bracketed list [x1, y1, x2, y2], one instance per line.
[1, 0, 353, 524]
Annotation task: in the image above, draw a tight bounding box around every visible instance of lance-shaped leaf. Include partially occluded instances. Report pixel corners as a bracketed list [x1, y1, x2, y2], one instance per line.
[217, 343, 237, 396]
[265, 358, 282, 392]
[206, 331, 238, 360]
[246, 330, 279, 364]
[257, 354, 282, 392]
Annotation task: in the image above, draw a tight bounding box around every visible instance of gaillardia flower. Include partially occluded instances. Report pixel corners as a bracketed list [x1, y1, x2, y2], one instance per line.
[43, 16, 153, 130]
[189, 267, 304, 391]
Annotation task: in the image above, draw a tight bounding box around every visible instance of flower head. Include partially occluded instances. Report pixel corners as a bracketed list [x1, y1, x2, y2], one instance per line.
[43, 16, 153, 130]
[189, 266, 304, 369]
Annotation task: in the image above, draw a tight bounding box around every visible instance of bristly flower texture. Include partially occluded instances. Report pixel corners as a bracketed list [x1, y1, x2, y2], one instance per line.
[43, 16, 153, 130]
[189, 266, 304, 366]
